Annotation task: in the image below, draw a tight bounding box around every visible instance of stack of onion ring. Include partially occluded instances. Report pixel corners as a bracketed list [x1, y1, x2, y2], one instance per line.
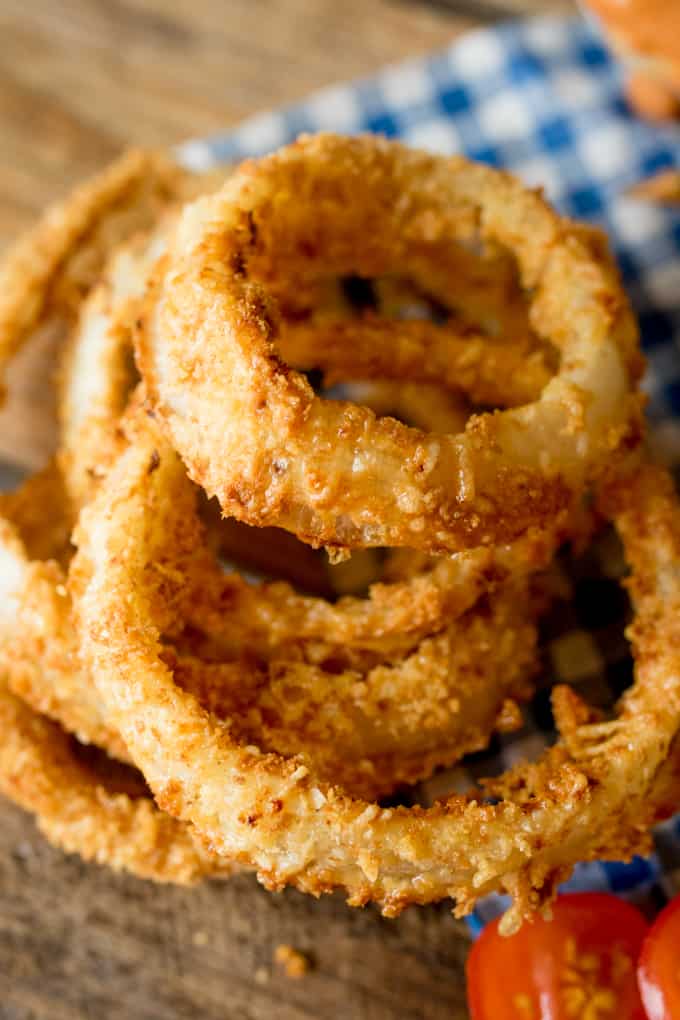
[1, 133, 676, 935]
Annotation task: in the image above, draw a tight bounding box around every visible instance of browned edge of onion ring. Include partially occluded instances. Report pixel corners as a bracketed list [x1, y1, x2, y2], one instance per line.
[0, 680, 233, 884]
[75, 409, 680, 931]
[137, 133, 643, 554]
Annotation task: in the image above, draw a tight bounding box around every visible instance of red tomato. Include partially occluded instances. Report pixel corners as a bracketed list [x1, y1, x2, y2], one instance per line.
[638, 894, 680, 1020]
[466, 893, 649, 1020]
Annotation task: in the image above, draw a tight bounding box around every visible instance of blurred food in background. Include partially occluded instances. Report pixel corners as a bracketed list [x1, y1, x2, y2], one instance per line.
[586, 0, 680, 120]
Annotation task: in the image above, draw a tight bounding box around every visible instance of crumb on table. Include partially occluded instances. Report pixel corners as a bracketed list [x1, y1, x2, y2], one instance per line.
[274, 944, 311, 979]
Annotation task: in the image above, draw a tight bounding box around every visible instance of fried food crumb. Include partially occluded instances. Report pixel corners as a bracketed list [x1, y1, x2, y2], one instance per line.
[274, 944, 311, 979]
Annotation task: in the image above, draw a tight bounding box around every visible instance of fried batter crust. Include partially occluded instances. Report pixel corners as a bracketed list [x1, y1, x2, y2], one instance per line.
[0, 681, 232, 883]
[0, 462, 538, 801]
[0, 149, 191, 393]
[138, 134, 641, 554]
[76, 414, 680, 930]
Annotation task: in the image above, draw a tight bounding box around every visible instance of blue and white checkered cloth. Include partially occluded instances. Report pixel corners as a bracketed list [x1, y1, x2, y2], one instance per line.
[187, 13, 680, 932]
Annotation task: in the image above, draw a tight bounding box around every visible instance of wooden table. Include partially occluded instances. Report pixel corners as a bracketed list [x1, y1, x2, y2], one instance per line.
[0, 2, 570, 1017]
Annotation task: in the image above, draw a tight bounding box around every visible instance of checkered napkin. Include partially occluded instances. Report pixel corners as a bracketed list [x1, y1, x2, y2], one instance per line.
[179, 12, 680, 932]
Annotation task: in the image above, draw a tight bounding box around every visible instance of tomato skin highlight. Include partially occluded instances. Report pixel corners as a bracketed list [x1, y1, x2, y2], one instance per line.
[466, 893, 649, 1020]
[638, 894, 680, 1020]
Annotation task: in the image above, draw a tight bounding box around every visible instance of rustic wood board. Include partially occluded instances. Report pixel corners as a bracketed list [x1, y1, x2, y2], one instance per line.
[0, 800, 474, 1020]
[0, 2, 571, 1016]
[0, 0, 572, 250]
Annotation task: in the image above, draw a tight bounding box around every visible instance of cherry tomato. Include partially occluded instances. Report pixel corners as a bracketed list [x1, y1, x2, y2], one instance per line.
[466, 893, 649, 1020]
[638, 893, 680, 1019]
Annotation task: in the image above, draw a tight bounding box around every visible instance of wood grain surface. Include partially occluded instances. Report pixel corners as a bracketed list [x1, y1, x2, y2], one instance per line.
[0, 2, 570, 1018]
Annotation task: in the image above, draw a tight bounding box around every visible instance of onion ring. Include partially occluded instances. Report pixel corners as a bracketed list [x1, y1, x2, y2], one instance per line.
[0, 459, 232, 883]
[165, 586, 537, 800]
[43, 175, 564, 654]
[0, 166, 543, 792]
[0, 150, 226, 473]
[0, 149, 195, 396]
[0, 680, 233, 883]
[3, 197, 542, 791]
[77, 410, 680, 929]
[138, 133, 642, 554]
[56, 228, 170, 509]
[4, 137, 660, 931]
[1, 457, 538, 800]
[279, 315, 550, 408]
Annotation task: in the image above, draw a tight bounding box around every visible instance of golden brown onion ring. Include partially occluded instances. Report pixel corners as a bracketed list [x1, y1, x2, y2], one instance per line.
[56, 228, 170, 509]
[0, 460, 537, 800]
[165, 586, 536, 800]
[0, 149, 195, 395]
[138, 133, 642, 554]
[178, 527, 555, 659]
[76, 415, 680, 930]
[47, 193, 562, 655]
[0, 150, 223, 470]
[280, 315, 550, 408]
[0, 680, 232, 884]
